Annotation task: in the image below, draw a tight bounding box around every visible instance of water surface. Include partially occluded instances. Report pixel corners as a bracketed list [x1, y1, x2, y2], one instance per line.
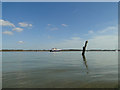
[3, 51, 118, 88]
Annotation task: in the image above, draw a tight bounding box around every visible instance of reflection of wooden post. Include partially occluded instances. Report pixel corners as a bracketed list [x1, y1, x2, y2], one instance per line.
[82, 54, 88, 74]
[82, 54, 88, 69]
[82, 41, 88, 55]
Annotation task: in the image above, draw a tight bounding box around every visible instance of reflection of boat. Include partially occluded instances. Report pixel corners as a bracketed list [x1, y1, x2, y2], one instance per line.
[50, 48, 61, 52]
[115, 49, 118, 52]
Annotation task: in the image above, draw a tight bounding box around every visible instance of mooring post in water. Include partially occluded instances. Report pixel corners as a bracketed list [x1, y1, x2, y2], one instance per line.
[82, 41, 88, 55]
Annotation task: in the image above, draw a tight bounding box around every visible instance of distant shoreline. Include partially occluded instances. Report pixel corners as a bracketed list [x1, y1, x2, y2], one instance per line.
[0, 49, 119, 52]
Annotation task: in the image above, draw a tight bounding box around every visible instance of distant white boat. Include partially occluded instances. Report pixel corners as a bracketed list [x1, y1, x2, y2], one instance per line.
[50, 48, 61, 52]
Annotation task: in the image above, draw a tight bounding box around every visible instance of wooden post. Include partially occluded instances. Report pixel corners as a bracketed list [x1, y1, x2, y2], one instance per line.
[82, 41, 88, 55]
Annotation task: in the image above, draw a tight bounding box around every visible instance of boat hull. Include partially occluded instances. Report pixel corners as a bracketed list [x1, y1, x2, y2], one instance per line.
[50, 50, 60, 52]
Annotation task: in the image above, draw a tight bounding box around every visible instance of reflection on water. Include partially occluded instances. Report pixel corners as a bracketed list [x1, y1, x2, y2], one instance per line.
[2, 51, 118, 88]
[82, 54, 89, 74]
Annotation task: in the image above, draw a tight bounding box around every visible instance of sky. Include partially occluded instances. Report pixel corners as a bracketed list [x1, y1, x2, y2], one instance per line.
[1, 2, 118, 50]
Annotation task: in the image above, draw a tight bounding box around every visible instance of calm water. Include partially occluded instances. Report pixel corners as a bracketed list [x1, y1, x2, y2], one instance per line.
[2, 51, 118, 88]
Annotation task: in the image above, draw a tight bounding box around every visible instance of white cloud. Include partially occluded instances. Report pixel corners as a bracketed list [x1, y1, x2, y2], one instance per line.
[54, 35, 117, 49]
[71, 37, 81, 40]
[18, 41, 24, 44]
[85, 26, 117, 37]
[12, 27, 23, 32]
[48, 35, 52, 39]
[98, 26, 117, 33]
[54, 37, 84, 49]
[87, 35, 118, 49]
[47, 24, 51, 26]
[29, 24, 32, 27]
[53, 26, 118, 49]
[2, 31, 13, 35]
[18, 22, 32, 27]
[0, 19, 15, 27]
[88, 30, 94, 34]
[50, 27, 58, 31]
[61, 24, 68, 27]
